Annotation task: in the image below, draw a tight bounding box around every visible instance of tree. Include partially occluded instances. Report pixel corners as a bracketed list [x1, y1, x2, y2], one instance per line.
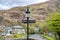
[46, 13, 60, 40]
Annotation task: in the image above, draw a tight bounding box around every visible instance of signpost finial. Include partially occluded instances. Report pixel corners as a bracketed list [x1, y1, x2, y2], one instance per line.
[26, 7, 30, 13]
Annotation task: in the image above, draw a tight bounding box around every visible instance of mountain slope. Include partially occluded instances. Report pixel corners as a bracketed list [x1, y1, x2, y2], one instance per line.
[0, 0, 60, 26]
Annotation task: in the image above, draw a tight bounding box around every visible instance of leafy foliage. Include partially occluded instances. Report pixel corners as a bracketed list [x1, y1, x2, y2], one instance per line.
[46, 13, 60, 34]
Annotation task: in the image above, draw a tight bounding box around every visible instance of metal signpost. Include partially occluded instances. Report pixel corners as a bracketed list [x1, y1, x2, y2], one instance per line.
[22, 7, 35, 40]
[22, 20, 35, 23]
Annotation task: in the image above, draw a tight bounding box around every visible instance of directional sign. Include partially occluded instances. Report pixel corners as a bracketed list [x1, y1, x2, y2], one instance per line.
[22, 20, 35, 23]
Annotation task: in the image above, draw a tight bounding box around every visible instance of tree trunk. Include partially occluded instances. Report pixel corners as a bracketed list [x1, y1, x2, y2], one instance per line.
[57, 33, 60, 40]
[59, 35, 60, 40]
[55, 34, 58, 40]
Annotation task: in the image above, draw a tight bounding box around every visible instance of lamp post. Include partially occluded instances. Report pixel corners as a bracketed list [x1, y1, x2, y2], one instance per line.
[26, 7, 30, 40]
[22, 7, 35, 40]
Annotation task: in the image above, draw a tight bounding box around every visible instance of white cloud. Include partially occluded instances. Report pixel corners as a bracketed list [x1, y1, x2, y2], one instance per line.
[0, 5, 10, 10]
[16, 0, 28, 2]
[0, 0, 49, 10]
[27, 0, 49, 5]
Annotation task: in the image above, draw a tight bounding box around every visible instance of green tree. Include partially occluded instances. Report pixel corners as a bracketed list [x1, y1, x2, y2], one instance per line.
[46, 13, 60, 40]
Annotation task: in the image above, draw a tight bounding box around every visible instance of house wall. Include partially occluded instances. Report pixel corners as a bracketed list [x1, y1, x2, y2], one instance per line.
[12, 29, 25, 34]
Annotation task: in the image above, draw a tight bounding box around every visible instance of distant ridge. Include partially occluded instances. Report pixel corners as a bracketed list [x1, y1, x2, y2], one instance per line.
[0, 0, 60, 26]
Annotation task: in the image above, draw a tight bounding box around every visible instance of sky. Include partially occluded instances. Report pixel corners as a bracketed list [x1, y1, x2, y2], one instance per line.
[0, 0, 49, 10]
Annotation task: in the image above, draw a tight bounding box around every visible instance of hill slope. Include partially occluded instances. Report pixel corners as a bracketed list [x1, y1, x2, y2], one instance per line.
[0, 0, 60, 26]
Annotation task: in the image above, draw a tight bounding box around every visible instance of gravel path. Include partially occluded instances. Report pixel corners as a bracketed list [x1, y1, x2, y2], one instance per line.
[0, 34, 47, 40]
[29, 34, 47, 40]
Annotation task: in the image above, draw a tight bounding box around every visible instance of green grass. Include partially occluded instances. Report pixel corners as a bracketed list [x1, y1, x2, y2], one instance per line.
[12, 34, 26, 39]
[0, 36, 7, 39]
[0, 34, 26, 39]
[42, 34, 55, 40]
[0, 36, 3, 38]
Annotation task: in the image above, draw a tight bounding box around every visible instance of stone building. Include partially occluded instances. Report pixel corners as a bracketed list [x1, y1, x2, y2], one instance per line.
[12, 25, 25, 34]
[2, 25, 25, 36]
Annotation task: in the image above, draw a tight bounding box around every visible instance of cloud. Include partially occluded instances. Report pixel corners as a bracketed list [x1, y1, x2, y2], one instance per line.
[28, 0, 49, 4]
[0, 0, 49, 10]
[0, 5, 10, 10]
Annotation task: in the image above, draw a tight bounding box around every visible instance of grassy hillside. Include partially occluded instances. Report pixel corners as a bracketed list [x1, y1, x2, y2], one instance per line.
[0, 0, 60, 33]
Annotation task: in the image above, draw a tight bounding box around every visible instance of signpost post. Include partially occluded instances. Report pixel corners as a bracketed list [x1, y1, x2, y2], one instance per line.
[22, 7, 35, 40]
